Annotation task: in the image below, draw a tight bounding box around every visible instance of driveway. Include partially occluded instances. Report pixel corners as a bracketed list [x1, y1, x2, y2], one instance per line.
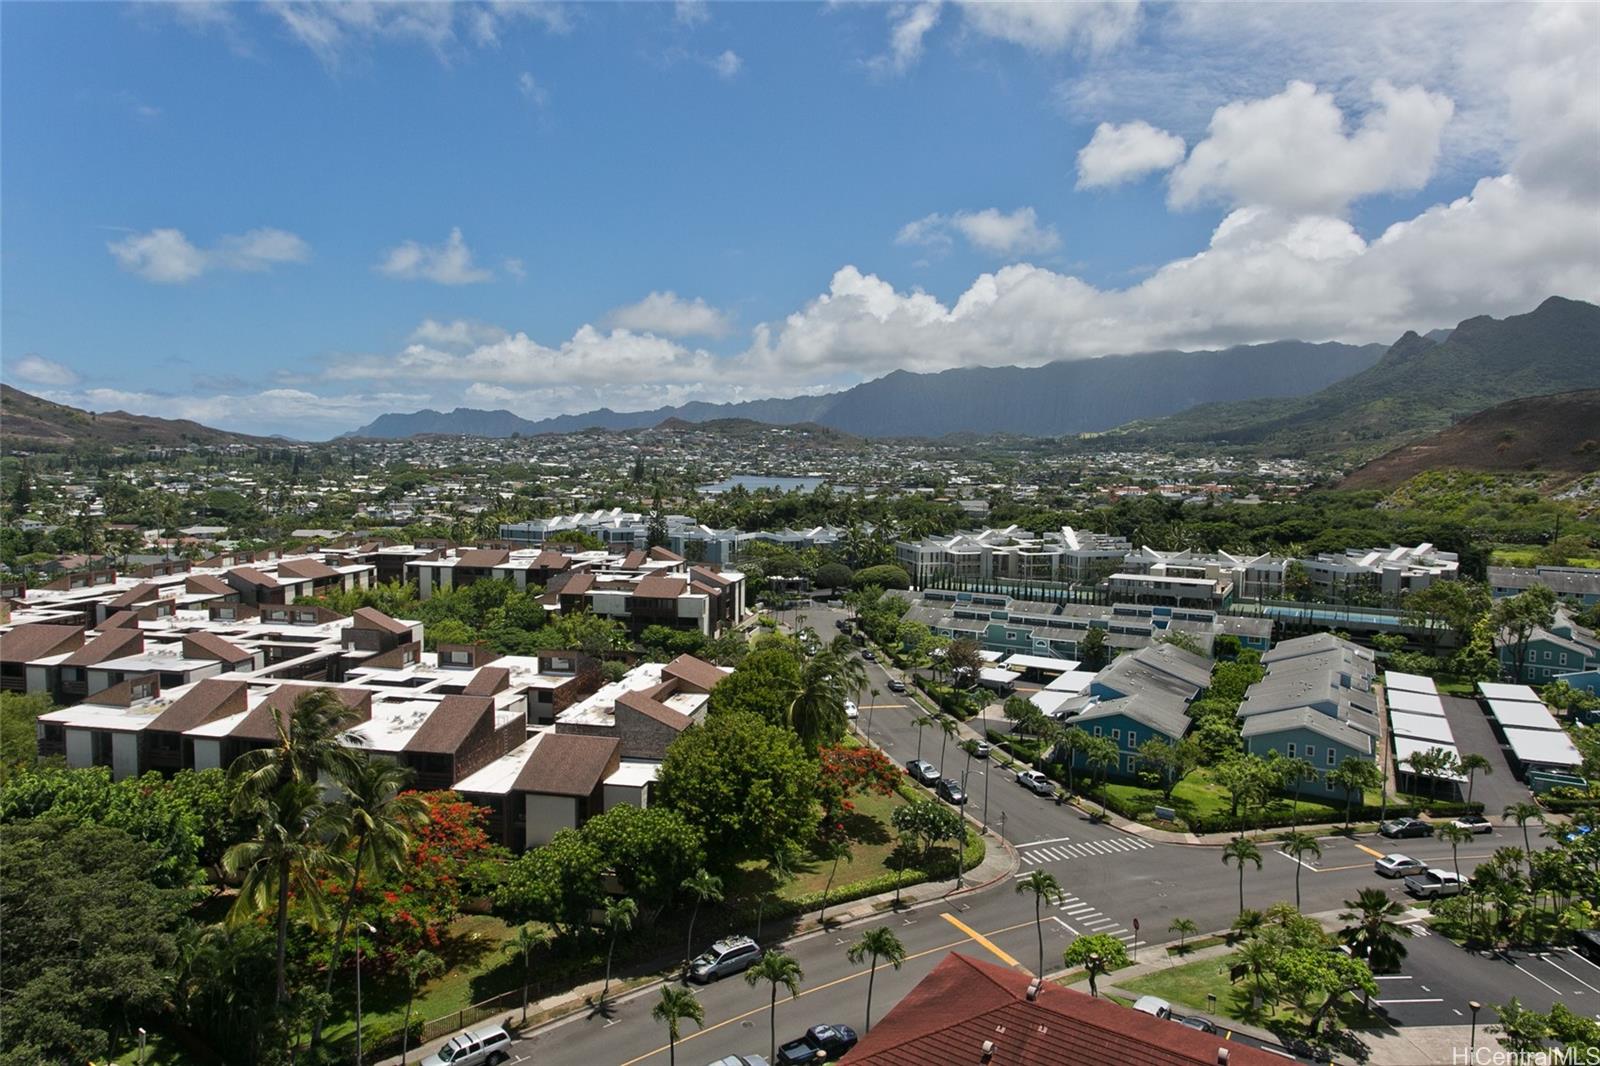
[1439, 695, 1527, 816]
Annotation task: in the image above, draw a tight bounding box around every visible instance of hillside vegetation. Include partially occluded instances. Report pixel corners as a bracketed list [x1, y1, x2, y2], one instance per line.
[0, 385, 269, 451]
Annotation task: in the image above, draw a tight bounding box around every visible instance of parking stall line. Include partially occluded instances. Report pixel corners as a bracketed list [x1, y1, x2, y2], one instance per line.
[1513, 961, 1567, 995]
[1541, 956, 1600, 994]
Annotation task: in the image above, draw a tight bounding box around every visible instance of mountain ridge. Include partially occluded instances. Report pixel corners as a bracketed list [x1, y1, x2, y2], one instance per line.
[0, 384, 275, 451]
[347, 338, 1388, 440]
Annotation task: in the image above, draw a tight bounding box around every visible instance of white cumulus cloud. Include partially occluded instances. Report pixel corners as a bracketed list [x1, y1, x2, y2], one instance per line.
[870, 3, 941, 76]
[376, 227, 493, 285]
[10, 354, 81, 387]
[107, 226, 309, 284]
[959, 0, 1139, 54]
[899, 208, 1061, 257]
[1168, 80, 1455, 214]
[1076, 120, 1186, 189]
[709, 49, 742, 79]
[604, 292, 732, 338]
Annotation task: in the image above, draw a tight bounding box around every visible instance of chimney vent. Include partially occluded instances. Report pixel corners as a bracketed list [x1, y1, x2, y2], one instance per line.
[980, 1040, 995, 1064]
[1025, 979, 1041, 1001]
[1217, 1050, 1230, 1065]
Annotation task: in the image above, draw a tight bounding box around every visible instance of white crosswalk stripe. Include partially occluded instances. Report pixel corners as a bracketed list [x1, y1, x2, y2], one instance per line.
[1019, 834, 1155, 866]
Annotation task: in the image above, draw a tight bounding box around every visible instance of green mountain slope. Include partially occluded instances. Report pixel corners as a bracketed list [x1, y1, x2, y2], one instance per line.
[1105, 296, 1600, 461]
[0, 384, 272, 450]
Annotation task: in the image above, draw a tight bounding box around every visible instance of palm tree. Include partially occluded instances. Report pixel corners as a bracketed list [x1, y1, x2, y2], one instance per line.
[1056, 726, 1086, 794]
[867, 686, 881, 739]
[1230, 908, 1265, 942]
[230, 687, 363, 801]
[1339, 887, 1414, 973]
[1221, 836, 1263, 917]
[652, 985, 706, 1066]
[816, 835, 854, 929]
[505, 924, 548, 1024]
[318, 757, 429, 1040]
[1504, 802, 1544, 864]
[681, 868, 724, 981]
[936, 715, 959, 772]
[1168, 917, 1198, 953]
[1280, 831, 1322, 911]
[599, 896, 638, 1006]
[1236, 936, 1278, 1013]
[1015, 870, 1064, 977]
[224, 779, 348, 1005]
[399, 948, 444, 1065]
[912, 714, 935, 762]
[1084, 735, 1121, 816]
[1279, 756, 1318, 819]
[1438, 823, 1474, 887]
[745, 951, 804, 1061]
[846, 926, 907, 1034]
[1459, 753, 1492, 806]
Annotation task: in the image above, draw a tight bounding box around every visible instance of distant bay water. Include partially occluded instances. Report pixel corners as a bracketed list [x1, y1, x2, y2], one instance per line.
[697, 474, 825, 495]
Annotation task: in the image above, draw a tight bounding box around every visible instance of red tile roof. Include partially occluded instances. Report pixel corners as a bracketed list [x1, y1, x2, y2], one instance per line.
[847, 953, 1284, 1066]
[514, 733, 619, 796]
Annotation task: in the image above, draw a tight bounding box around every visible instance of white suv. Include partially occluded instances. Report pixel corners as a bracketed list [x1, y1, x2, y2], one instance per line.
[421, 1025, 511, 1066]
[689, 936, 762, 983]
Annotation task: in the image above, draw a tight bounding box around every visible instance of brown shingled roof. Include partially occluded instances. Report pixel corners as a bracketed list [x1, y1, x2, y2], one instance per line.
[81, 673, 161, 709]
[107, 582, 161, 609]
[62, 628, 145, 666]
[228, 566, 279, 588]
[847, 953, 1284, 1066]
[615, 687, 691, 731]
[151, 677, 250, 732]
[0, 623, 85, 663]
[277, 558, 340, 580]
[532, 550, 571, 570]
[632, 574, 687, 600]
[102, 611, 142, 630]
[555, 572, 595, 596]
[463, 666, 511, 697]
[456, 548, 510, 568]
[690, 566, 733, 586]
[647, 546, 684, 562]
[662, 654, 727, 693]
[620, 550, 648, 569]
[351, 607, 415, 636]
[232, 686, 373, 741]
[182, 632, 253, 664]
[514, 733, 619, 796]
[185, 573, 235, 596]
[404, 695, 495, 754]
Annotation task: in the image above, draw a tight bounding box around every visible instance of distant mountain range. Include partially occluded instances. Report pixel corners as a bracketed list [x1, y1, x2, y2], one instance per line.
[1105, 296, 1600, 461]
[0, 384, 271, 451]
[1337, 388, 1600, 491]
[347, 339, 1388, 440]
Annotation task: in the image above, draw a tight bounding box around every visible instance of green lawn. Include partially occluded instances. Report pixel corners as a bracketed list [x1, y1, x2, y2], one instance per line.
[1123, 953, 1382, 1031]
[1096, 770, 1354, 831]
[1491, 547, 1600, 568]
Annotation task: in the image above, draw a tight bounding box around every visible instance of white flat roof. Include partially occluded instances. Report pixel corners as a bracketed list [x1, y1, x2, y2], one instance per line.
[187, 708, 252, 738]
[1477, 682, 1543, 704]
[1502, 727, 1583, 768]
[605, 760, 661, 789]
[1030, 690, 1076, 716]
[343, 697, 438, 752]
[1385, 688, 1447, 717]
[1389, 711, 1456, 745]
[453, 735, 542, 795]
[1392, 736, 1466, 780]
[1383, 671, 1439, 695]
[39, 701, 167, 732]
[1045, 671, 1095, 694]
[1004, 654, 1082, 673]
[979, 667, 1022, 684]
[1486, 699, 1561, 732]
[557, 662, 668, 727]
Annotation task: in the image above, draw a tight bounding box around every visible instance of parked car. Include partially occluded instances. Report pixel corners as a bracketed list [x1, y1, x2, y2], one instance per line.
[1453, 814, 1493, 835]
[906, 759, 940, 786]
[937, 777, 968, 805]
[1132, 995, 1172, 1020]
[689, 936, 762, 983]
[1404, 868, 1465, 899]
[1373, 854, 1427, 879]
[887, 678, 906, 693]
[843, 699, 859, 720]
[966, 740, 992, 759]
[1572, 929, 1600, 963]
[707, 1058, 771, 1066]
[1380, 817, 1434, 839]
[775, 1024, 858, 1065]
[861, 649, 876, 661]
[1016, 769, 1054, 796]
[421, 1025, 511, 1066]
[835, 619, 850, 631]
[1174, 1014, 1218, 1034]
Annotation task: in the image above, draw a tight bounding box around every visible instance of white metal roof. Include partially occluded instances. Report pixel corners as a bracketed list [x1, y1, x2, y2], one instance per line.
[1383, 671, 1439, 695]
[604, 760, 660, 789]
[1045, 671, 1095, 694]
[1392, 736, 1466, 780]
[1485, 699, 1561, 732]
[1389, 711, 1456, 745]
[1477, 682, 1543, 703]
[1003, 654, 1082, 674]
[1502, 727, 1583, 768]
[452, 735, 543, 795]
[1384, 688, 1447, 717]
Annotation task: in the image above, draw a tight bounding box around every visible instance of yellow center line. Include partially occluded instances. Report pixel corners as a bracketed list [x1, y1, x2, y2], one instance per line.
[1353, 842, 1386, 858]
[615, 919, 1038, 1066]
[940, 912, 1021, 968]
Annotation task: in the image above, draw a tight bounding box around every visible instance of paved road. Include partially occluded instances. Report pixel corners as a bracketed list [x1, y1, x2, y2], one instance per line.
[1439, 695, 1528, 817]
[1371, 927, 1600, 1028]
[496, 609, 1570, 1066]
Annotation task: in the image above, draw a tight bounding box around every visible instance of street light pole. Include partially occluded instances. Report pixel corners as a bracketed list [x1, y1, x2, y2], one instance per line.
[1468, 1000, 1482, 1052]
[355, 921, 376, 1065]
[982, 765, 991, 834]
[137, 1027, 147, 1066]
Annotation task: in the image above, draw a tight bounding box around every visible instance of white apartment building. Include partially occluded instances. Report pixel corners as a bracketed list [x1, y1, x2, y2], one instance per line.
[895, 526, 1132, 586]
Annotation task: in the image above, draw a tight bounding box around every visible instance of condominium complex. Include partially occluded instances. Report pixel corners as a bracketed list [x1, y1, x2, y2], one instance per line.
[500, 508, 844, 565]
[894, 526, 1132, 586]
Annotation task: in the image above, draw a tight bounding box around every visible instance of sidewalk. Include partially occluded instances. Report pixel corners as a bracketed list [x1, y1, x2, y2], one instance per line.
[379, 821, 1020, 1066]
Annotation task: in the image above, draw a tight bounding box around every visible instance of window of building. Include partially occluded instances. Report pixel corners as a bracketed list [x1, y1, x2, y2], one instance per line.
[1305, 745, 1315, 761]
[1127, 730, 1137, 747]
[1093, 726, 1102, 737]
[1286, 742, 1296, 758]
[1111, 728, 1121, 742]
[1327, 749, 1336, 766]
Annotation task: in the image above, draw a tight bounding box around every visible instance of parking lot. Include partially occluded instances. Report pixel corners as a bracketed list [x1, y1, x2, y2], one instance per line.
[1370, 926, 1600, 1027]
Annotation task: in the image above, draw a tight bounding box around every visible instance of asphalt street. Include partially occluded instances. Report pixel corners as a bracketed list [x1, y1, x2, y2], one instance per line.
[496, 603, 1573, 1066]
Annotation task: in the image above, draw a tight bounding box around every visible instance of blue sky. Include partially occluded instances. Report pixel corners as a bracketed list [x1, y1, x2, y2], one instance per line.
[3, 2, 1597, 438]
